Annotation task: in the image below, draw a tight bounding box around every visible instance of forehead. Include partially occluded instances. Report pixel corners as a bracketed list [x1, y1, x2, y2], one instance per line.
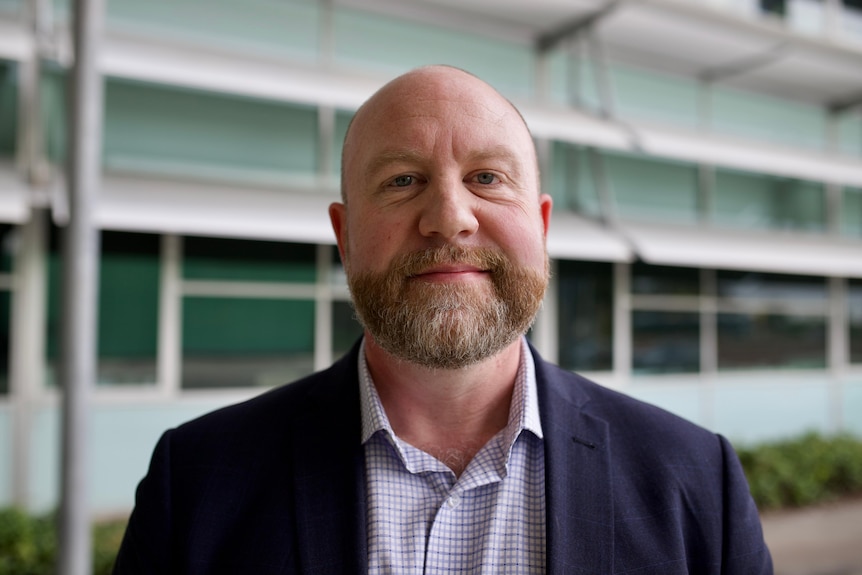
[346, 83, 533, 172]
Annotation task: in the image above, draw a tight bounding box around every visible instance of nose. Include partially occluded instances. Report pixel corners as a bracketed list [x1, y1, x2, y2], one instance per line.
[417, 177, 479, 240]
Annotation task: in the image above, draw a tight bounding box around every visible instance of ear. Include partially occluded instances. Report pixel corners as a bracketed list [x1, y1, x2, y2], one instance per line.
[538, 193, 553, 238]
[329, 202, 348, 263]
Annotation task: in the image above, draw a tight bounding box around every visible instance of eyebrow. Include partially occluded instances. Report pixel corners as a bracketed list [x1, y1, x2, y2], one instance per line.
[364, 150, 426, 181]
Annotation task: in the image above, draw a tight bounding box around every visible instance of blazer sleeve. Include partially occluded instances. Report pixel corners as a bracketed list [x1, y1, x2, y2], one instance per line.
[718, 434, 773, 574]
[113, 430, 175, 575]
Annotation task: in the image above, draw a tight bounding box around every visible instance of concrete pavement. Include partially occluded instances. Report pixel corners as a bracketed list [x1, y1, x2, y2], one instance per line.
[762, 496, 862, 575]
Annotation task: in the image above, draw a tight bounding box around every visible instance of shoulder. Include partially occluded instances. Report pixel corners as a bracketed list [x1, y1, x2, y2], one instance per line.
[164, 344, 362, 459]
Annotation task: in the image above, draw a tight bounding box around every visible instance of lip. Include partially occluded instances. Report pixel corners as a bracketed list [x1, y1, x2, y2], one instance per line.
[410, 264, 489, 282]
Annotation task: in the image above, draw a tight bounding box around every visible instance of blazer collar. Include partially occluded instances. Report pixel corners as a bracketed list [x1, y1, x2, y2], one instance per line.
[289, 340, 614, 574]
[531, 344, 614, 575]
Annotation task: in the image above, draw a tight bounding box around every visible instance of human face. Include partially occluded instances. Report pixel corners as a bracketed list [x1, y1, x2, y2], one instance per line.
[329, 67, 552, 367]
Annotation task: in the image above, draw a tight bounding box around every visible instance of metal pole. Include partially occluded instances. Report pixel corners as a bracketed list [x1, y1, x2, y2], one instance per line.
[59, 0, 103, 573]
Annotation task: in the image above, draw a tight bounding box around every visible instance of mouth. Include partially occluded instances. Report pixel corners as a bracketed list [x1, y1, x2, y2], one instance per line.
[409, 264, 490, 283]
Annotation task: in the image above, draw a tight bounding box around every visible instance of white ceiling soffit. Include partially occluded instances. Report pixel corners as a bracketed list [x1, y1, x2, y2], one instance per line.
[0, 18, 30, 61]
[623, 220, 862, 278]
[97, 173, 339, 245]
[0, 163, 31, 224]
[519, 102, 633, 151]
[637, 124, 862, 188]
[100, 31, 385, 111]
[548, 211, 633, 262]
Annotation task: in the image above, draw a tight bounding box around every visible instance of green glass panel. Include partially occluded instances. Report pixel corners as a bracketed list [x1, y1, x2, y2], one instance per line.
[851, 279, 862, 365]
[712, 86, 826, 151]
[713, 168, 825, 231]
[183, 236, 316, 282]
[0, 61, 17, 157]
[0, 291, 9, 394]
[545, 51, 602, 111]
[550, 143, 601, 216]
[333, 8, 534, 99]
[104, 79, 318, 176]
[837, 112, 862, 158]
[612, 64, 699, 129]
[46, 230, 160, 386]
[632, 263, 700, 295]
[606, 152, 698, 223]
[557, 260, 613, 371]
[42, 65, 67, 164]
[718, 313, 826, 370]
[333, 109, 353, 177]
[0, 0, 23, 14]
[0, 225, 13, 273]
[107, 0, 320, 61]
[632, 311, 700, 375]
[844, 187, 862, 238]
[332, 300, 362, 358]
[717, 270, 827, 303]
[182, 297, 314, 388]
[97, 233, 160, 385]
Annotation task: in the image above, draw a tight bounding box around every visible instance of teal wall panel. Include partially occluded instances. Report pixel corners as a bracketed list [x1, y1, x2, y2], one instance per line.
[843, 379, 862, 437]
[625, 384, 704, 428]
[0, 405, 11, 507]
[712, 87, 826, 151]
[333, 8, 534, 99]
[104, 80, 319, 177]
[106, 0, 320, 60]
[606, 152, 699, 223]
[612, 65, 699, 129]
[713, 379, 832, 445]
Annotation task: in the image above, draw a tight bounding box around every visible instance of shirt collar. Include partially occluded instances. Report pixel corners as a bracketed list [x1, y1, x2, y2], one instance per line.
[358, 337, 544, 447]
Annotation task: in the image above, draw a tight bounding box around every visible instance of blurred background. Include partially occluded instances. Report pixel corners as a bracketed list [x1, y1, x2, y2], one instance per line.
[0, 0, 860, 548]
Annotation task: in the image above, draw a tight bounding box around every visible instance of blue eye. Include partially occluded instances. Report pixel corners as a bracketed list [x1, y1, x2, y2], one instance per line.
[476, 173, 496, 184]
[393, 175, 413, 187]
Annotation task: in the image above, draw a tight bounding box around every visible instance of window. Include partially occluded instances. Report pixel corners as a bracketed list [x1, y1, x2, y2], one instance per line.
[0, 223, 11, 393]
[182, 297, 315, 389]
[632, 311, 700, 374]
[606, 152, 699, 224]
[180, 236, 318, 389]
[0, 60, 17, 158]
[717, 313, 826, 370]
[549, 143, 602, 217]
[630, 263, 701, 375]
[632, 263, 699, 296]
[557, 260, 613, 372]
[844, 187, 862, 238]
[46, 230, 160, 386]
[851, 279, 862, 365]
[103, 79, 320, 181]
[716, 271, 827, 371]
[713, 168, 825, 232]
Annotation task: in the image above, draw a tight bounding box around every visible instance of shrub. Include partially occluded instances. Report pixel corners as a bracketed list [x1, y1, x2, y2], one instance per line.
[0, 509, 126, 575]
[737, 432, 862, 510]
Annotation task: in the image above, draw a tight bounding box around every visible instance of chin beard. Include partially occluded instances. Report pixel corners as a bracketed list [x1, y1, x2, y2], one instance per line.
[347, 245, 548, 369]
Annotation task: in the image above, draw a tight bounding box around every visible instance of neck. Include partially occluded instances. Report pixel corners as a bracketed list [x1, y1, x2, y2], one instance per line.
[364, 334, 522, 476]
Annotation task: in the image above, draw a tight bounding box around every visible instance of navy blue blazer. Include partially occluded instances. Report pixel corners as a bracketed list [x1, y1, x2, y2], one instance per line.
[114, 341, 772, 574]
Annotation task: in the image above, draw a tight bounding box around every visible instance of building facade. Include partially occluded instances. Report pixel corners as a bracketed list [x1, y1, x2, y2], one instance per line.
[0, 0, 861, 515]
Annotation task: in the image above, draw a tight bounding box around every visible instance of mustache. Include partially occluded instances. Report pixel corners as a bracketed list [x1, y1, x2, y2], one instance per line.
[389, 245, 509, 278]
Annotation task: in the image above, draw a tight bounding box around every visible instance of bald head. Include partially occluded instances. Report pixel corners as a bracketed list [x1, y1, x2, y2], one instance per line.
[340, 65, 538, 202]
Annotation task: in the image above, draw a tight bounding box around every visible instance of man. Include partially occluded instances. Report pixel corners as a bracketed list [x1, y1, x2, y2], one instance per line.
[114, 66, 772, 574]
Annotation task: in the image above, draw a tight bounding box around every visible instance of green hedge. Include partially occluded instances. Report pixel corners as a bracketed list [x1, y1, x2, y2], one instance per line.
[0, 509, 125, 575]
[737, 432, 862, 510]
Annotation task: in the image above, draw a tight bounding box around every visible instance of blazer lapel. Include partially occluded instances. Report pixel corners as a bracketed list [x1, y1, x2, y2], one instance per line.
[533, 348, 614, 575]
[291, 345, 368, 574]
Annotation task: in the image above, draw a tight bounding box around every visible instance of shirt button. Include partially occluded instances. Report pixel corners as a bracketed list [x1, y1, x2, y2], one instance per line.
[446, 494, 461, 509]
